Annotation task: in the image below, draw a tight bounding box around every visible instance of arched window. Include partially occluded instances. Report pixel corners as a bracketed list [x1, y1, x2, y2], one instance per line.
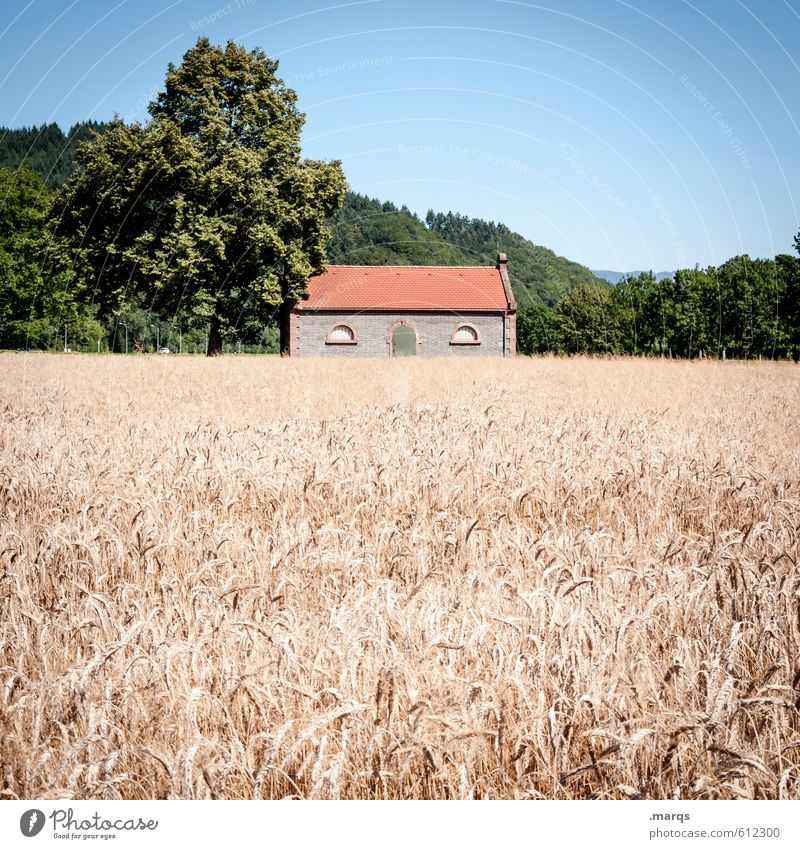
[326, 323, 357, 344]
[450, 323, 481, 345]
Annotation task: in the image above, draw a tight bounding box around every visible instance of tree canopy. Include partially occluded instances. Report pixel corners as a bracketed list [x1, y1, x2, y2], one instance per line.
[0, 122, 109, 189]
[0, 166, 50, 347]
[51, 38, 345, 355]
[0, 166, 101, 349]
[513, 254, 800, 359]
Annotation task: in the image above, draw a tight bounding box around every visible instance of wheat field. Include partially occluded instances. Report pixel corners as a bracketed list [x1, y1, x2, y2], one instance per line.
[1, 353, 799, 800]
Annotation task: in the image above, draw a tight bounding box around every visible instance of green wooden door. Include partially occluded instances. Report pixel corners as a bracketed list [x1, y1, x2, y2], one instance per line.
[392, 325, 417, 356]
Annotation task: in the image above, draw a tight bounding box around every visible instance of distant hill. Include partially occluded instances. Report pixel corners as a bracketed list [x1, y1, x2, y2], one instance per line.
[427, 210, 606, 306]
[593, 269, 674, 285]
[326, 193, 473, 268]
[0, 122, 109, 188]
[327, 193, 606, 307]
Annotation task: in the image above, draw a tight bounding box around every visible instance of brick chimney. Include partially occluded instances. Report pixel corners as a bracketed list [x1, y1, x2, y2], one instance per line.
[495, 253, 516, 358]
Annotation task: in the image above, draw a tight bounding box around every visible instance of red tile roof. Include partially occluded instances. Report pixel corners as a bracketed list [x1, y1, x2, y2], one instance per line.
[299, 265, 511, 311]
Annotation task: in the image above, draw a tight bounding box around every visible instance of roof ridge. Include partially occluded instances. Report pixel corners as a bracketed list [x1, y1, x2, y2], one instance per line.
[321, 264, 498, 270]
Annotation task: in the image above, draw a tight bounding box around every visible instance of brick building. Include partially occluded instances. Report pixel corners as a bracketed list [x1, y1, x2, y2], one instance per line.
[286, 253, 516, 357]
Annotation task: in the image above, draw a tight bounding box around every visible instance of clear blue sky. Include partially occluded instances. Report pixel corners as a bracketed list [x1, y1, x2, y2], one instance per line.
[1, 0, 798, 271]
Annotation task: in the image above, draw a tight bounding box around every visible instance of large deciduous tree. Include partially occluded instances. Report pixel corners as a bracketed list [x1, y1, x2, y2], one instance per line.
[52, 38, 345, 355]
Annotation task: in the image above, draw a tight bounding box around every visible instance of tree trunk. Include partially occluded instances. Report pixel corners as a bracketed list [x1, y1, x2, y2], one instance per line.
[279, 270, 296, 355]
[279, 300, 291, 355]
[207, 316, 223, 357]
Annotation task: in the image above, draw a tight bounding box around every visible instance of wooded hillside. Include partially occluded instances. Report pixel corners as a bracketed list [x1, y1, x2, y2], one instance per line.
[327, 193, 605, 307]
[0, 122, 109, 188]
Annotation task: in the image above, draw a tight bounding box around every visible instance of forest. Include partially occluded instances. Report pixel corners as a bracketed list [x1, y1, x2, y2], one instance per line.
[2, 120, 799, 358]
[0, 121, 109, 188]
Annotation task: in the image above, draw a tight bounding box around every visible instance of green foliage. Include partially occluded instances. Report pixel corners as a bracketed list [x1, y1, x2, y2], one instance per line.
[713, 256, 781, 358]
[425, 210, 607, 307]
[776, 252, 800, 360]
[611, 271, 652, 354]
[327, 193, 473, 266]
[0, 166, 99, 349]
[51, 38, 345, 355]
[556, 284, 622, 354]
[66, 314, 108, 352]
[0, 122, 109, 189]
[105, 293, 280, 354]
[611, 270, 709, 357]
[516, 303, 561, 354]
[105, 295, 162, 353]
[551, 257, 800, 359]
[328, 199, 800, 362]
[0, 167, 49, 347]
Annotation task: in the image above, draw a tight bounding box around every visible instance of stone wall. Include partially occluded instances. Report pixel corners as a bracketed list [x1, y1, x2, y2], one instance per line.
[293, 311, 507, 357]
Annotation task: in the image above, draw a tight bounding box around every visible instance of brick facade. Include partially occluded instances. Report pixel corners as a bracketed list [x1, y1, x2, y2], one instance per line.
[293, 311, 507, 357]
[289, 255, 516, 357]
